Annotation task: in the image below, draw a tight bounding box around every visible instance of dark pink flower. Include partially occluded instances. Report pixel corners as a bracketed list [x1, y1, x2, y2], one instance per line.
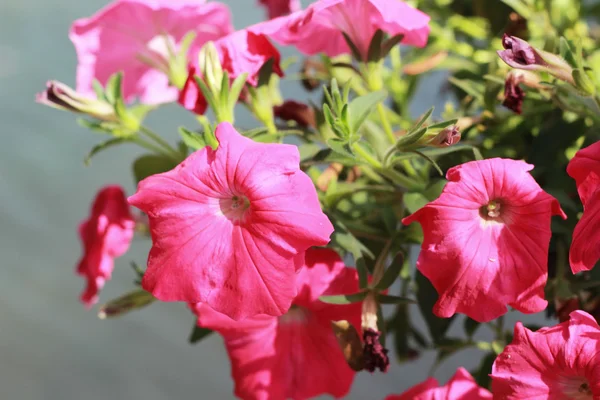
[385, 368, 492, 400]
[258, 0, 301, 20]
[491, 311, 600, 398]
[402, 158, 566, 322]
[567, 141, 600, 273]
[70, 0, 232, 104]
[215, 29, 283, 86]
[192, 247, 361, 400]
[77, 186, 135, 307]
[250, 0, 430, 60]
[177, 65, 208, 115]
[273, 100, 316, 128]
[128, 122, 334, 320]
[503, 72, 525, 114]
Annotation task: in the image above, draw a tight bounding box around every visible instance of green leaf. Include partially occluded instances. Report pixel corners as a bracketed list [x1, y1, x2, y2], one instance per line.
[92, 79, 106, 101]
[341, 32, 363, 61]
[347, 90, 387, 134]
[377, 294, 416, 304]
[500, 0, 532, 18]
[228, 73, 249, 111]
[395, 126, 428, 148]
[375, 252, 405, 290]
[426, 119, 458, 131]
[367, 29, 384, 63]
[330, 221, 375, 260]
[416, 270, 455, 344]
[188, 324, 213, 344]
[133, 154, 178, 183]
[179, 127, 207, 150]
[356, 256, 369, 289]
[320, 291, 368, 304]
[559, 37, 578, 68]
[411, 107, 434, 133]
[84, 137, 130, 165]
[98, 289, 155, 319]
[327, 138, 355, 158]
[448, 77, 484, 103]
[403, 192, 429, 214]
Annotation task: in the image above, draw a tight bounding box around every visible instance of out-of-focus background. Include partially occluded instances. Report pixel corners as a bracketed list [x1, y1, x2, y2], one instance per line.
[0, 0, 547, 399]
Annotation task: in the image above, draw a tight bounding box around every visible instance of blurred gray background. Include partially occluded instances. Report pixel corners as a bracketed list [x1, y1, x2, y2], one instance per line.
[0, 0, 546, 399]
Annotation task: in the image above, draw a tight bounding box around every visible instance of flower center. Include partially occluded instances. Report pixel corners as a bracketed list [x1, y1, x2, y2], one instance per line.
[479, 200, 503, 221]
[136, 34, 176, 73]
[219, 195, 250, 222]
[278, 305, 309, 325]
[559, 376, 594, 399]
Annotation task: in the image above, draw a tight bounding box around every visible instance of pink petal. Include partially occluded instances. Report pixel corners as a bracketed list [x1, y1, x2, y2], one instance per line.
[386, 368, 491, 399]
[128, 123, 333, 320]
[403, 158, 565, 322]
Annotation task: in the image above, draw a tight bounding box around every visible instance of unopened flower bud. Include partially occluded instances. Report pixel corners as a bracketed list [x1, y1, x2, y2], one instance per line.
[199, 41, 224, 95]
[36, 81, 116, 121]
[572, 69, 596, 96]
[429, 126, 461, 147]
[98, 289, 155, 319]
[498, 34, 574, 85]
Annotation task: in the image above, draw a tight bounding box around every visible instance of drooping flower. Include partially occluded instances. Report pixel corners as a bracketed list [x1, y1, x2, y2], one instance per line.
[250, 0, 430, 61]
[258, 0, 301, 20]
[491, 310, 600, 398]
[503, 72, 525, 114]
[385, 368, 492, 400]
[192, 247, 361, 400]
[402, 158, 566, 322]
[567, 141, 600, 273]
[497, 34, 574, 85]
[128, 122, 334, 320]
[70, 0, 233, 104]
[36, 81, 117, 121]
[77, 186, 135, 308]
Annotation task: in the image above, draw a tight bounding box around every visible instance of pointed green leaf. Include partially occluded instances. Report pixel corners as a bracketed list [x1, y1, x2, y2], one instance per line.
[376, 294, 416, 304]
[92, 79, 107, 101]
[189, 324, 213, 344]
[228, 72, 249, 110]
[367, 29, 384, 63]
[381, 33, 405, 59]
[411, 107, 434, 133]
[403, 192, 429, 214]
[133, 154, 178, 183]
[464, 317, 481, 338]
[347, 90, 387, 134]
[327, 138, 355, 158]
[179, 127, 207, 150]
[84, 137, 130, 165]
[98, 289, 155, 319]
[320, 291, 368, 304]
[374, 252, 405, 290]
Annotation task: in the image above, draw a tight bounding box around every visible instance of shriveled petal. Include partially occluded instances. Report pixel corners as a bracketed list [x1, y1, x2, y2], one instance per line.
[403, 158, 565, 322]
[491, 311, 600, 399]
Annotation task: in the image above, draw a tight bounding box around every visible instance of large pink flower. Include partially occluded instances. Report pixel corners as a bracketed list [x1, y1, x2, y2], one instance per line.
[567, 141, 600, 273]
[385, 368, 492, 400]
[70, 0, 233, 104]
[128, 122, 334, 320]
[491, 310, 600, 398]
[250, 0, 430, 60]
[402, 158, 566, 322]
[258, 0, 301, 20]
[77, 186, 135, 307]
[192, 247, 361, 400]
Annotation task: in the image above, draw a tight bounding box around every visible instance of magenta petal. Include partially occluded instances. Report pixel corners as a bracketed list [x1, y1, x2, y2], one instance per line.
[129, 123, 333, 320]
[403, 158, 565, 322]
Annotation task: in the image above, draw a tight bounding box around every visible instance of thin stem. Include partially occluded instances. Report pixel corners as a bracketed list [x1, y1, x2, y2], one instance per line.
[371, 238, 393, 286]
[139, 126, 180, 159]
[131, 136, 175, 158]
[377, 102, 396, 143]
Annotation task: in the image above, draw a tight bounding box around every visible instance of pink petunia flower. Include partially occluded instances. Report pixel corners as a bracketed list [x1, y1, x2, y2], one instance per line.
[250, 0, 430, 60]
[491, 310, 600, 398]
[192, 247, 361, 400]
[178, 64, 208, 115]
[567, 141, 600, 273]
[258, 0, 301, 20]
[128, 122, 334, 320]
[77, 186, 135, 308]
[402, 158, 566, 322]
[385, 368, 492, 400]
[70, 0, 233, 104]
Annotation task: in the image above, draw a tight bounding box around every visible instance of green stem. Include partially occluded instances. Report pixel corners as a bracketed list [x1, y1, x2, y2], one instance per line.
[139, 126, 180, 159]
[377, 103, 396, 144]
[131, 137, 175, 159]
[371, 238, 393, 286]
[352, 142, 383, 168]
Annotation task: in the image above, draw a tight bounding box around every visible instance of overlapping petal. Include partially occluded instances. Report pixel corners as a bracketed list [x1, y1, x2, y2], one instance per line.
[70, 0, 233, 104]
[193, 247, 360, 400]
[249, 0, 430, 60]
[129, 122, 333, 320]
[491, 310, 600, 398]
[568, 141, 600, 273]
[385, 368, 492, 400]
[77, 186, 135, 307]
[258, 0, 301, 20]
[403, 158, 566, 322]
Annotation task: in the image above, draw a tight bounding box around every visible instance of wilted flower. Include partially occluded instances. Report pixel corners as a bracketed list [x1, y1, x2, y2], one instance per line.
[274, 100, 316, 128]
[403, 158, 566, 322]
[361, 293, 389, 373]
[502, 72, 525, 114]
[70, 0, 233, 104]
[128, 122, 334, 320]
[36, 81, 116, 121]
[250, 0, 430, 61]
[192, 248, 361, 399]
[385, 368, 492, 399]
[77, 186, 135, 308]
[567, 140, 600, 273]
[491, 311, 600, 398]
[497, 34, 574, 85]
[258, 0, 301, 20]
